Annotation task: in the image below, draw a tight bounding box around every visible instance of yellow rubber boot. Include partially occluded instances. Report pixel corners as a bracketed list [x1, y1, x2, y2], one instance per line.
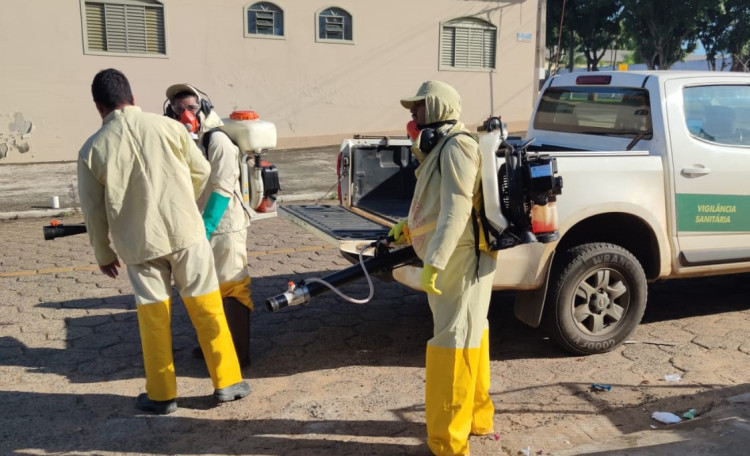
[471, 329, 494, 435]
[425, 344, 477, 456]
[136, 299, 177, 401]
[183, 290, 242, 389]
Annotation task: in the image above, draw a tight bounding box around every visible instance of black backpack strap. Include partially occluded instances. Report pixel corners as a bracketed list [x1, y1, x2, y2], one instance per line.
[201, 127, 238, 159]
[471, 207, 481, 278]
[479, 202, 503, 250]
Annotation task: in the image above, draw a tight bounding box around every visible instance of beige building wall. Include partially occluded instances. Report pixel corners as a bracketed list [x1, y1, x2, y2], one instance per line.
[0, 0, 542, 164]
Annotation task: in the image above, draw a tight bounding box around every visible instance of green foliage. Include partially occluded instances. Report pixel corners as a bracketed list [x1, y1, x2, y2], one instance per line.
[569, 0, 624, 71]
[696, 2, 729, 70]
[725, 0, 750, 71]
[620, 0, 715, 69]
[546, 0, 750, 72]
[546, 0, 578, 75]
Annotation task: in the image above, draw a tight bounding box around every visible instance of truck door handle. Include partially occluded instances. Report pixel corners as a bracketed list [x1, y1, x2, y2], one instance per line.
[681, 166, 711, 177]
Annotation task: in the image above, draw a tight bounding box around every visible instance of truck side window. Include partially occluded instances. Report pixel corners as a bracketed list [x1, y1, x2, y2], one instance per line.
[685, 85, 750, 146]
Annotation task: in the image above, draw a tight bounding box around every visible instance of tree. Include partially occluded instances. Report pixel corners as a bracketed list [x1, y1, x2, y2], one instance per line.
[567, 0, 624, 71]
[695, 0, 750, 72]
[607, 33, 635, 70]
[546, 0, 578, 75]
[725, 0, 750, 72]
[696, 1, 731, 71]
[621, 0, 713, 69]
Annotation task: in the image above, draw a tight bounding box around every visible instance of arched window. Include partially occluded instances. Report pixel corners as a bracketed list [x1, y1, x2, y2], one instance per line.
[245, 2, 284, 38]
[440, 18, 496, 70]
[317, 7, 352, 42]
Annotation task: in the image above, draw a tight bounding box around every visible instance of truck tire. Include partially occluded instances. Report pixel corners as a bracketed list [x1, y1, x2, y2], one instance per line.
[543, 242, 647, 355]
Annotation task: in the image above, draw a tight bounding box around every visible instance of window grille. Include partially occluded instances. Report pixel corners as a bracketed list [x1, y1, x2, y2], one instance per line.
[247, 2, 284, 37]
[83, 0, 165, 55]
[318, 7, 352, 42]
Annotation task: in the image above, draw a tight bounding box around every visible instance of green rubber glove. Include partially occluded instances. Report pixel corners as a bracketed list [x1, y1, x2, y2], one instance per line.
[420, 264, 443, 295]
[388, 219, 408, 244]
[202, 191, 230, 239]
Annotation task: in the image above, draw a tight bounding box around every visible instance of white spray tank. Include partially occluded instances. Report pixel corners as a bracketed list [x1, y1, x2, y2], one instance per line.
[220, 110, 277, 212]
[479, 120, 510, 234]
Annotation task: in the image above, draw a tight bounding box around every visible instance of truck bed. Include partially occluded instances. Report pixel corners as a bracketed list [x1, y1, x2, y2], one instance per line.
[354, 198, 410, 221]
[280, 137, 413, 245]
[349, 141, 415, 220]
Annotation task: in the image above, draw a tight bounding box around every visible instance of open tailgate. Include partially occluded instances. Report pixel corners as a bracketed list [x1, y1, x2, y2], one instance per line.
[280, 204, 391, 249]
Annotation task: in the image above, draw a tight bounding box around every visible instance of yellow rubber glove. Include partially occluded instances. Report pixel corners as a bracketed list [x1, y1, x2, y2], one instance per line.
[388, 219, 408, 245]
[420, 264, 443, 295]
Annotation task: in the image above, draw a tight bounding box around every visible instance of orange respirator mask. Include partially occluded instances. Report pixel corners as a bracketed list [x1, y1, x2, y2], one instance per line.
[179, 110, 199, 135]
[406, 120, 420, 142]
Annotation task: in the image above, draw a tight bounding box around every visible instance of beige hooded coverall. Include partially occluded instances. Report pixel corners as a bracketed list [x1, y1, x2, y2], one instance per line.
[196, 111, 253, 366]
[402, 82, 497, 456]
[77, 106, 243, 401]
[197, 113, 253, 310]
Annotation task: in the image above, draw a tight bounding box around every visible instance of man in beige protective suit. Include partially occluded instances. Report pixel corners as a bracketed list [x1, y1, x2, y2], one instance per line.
[392, 81, 497, 455]
[78, 69, 250, 415]
[165, 83, 253, 367]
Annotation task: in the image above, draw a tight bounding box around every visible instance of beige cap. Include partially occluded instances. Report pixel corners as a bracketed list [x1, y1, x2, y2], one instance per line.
[400, 80, 461, 109]
[166, 83, 201, 102]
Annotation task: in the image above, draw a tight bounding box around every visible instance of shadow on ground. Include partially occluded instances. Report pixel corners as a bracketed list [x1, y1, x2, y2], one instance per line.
[3, 272, 749, 385]
[0, 389, 427, 455]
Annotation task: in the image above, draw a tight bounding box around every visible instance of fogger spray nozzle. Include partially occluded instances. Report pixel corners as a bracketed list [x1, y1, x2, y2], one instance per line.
[265, 284, 311, 312]
[43, 223, 87, 240]
[266, 295, 288, 312]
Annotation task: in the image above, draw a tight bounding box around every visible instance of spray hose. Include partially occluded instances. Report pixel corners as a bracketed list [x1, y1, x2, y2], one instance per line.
[265, 239, 418, 312]
[303, 241, 376, 305]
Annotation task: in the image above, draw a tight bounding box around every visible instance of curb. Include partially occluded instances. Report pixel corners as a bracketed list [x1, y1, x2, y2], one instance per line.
[0, 207, 79, 221]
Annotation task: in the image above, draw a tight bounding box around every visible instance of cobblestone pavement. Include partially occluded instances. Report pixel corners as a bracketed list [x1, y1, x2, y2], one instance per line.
[1, 211, 749, 455]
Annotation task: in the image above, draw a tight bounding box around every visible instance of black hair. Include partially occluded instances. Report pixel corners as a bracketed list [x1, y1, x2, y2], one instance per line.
[171, 91, 199, 101]
[91, 68, 134, 110]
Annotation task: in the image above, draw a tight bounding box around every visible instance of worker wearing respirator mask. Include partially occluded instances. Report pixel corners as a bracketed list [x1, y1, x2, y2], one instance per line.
[393, 80, 497, 456]
[166, 84, 253, 368]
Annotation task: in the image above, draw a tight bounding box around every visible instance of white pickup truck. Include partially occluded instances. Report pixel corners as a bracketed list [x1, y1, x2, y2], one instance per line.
[281, 71, 750, 355]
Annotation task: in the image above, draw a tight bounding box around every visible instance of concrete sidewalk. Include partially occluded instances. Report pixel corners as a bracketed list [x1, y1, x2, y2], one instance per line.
[0, 145, 340, 220]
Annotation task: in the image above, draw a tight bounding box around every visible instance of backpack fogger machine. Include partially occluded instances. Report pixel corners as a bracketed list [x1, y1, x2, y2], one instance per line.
[215, 110, 280, 214]
[265, 116, 563, 312]
[42, 111, 280, 240]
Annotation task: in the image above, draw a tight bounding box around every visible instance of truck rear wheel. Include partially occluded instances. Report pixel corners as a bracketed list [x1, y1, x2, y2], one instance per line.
[544, 242, 647, 355]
